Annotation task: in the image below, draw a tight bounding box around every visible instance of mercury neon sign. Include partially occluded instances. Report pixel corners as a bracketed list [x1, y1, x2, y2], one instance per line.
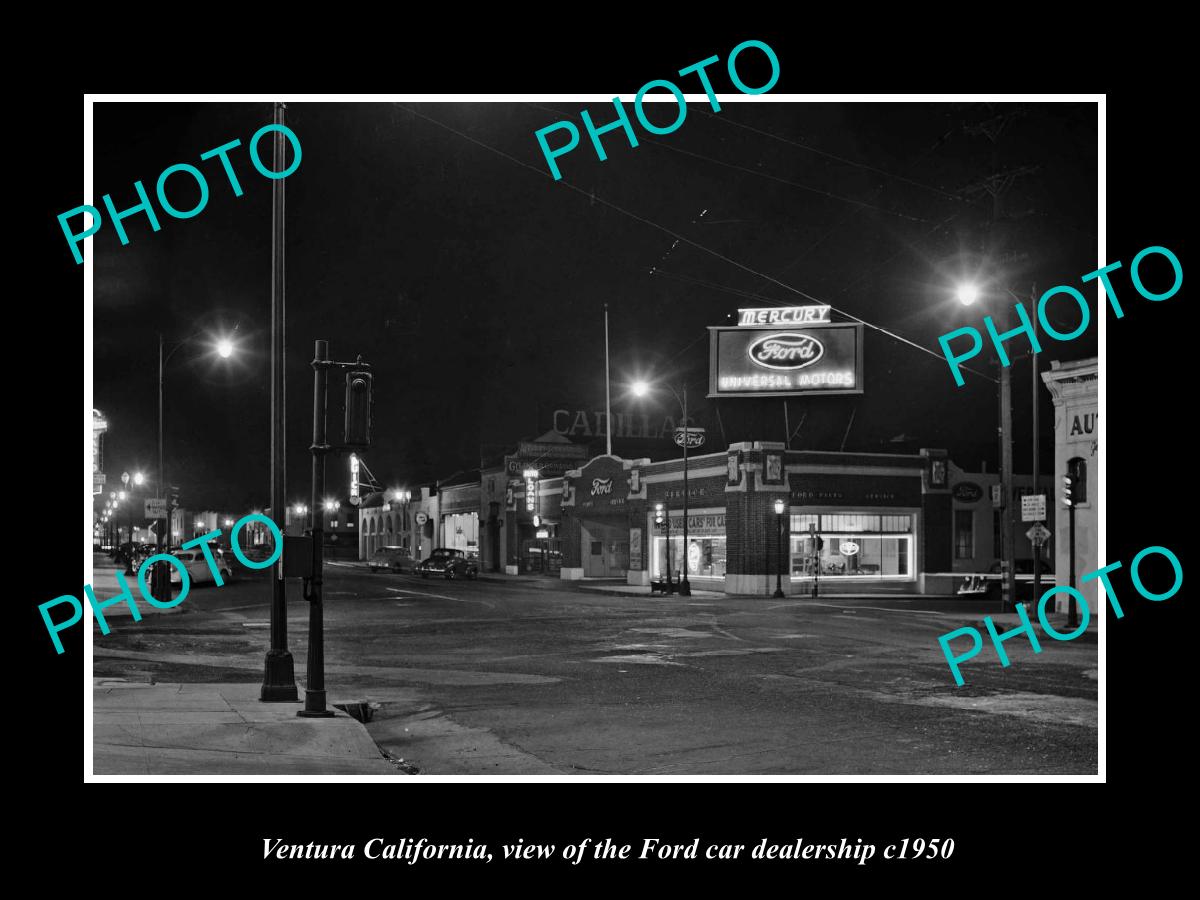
[737, 305, 831, 327]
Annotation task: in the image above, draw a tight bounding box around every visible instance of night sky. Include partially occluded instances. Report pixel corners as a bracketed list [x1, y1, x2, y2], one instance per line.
[91, 100, 1097, 514]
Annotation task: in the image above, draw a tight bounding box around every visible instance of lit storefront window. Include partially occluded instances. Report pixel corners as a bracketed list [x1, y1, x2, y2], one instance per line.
[789, 513, 914, 579]
[650, 512, 727, 579]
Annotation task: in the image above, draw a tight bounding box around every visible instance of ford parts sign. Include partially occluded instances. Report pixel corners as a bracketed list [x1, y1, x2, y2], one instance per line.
[708, 322, 863, 397]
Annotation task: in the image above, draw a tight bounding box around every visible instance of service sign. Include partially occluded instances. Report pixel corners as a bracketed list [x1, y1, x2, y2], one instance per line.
[708, 323, 863, 397]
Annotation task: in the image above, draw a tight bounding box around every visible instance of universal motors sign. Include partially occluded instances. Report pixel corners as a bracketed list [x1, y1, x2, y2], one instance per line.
[708, 308, 863, 398]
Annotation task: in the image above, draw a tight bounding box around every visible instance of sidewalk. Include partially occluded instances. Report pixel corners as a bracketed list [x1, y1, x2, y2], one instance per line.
[93, 680, 402, 775]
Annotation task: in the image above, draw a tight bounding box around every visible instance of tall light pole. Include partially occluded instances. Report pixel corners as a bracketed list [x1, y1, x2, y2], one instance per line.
[393, 489, 411, 550]
[955, 283, 1016, 613]
[157, 330, 238, 601]
[604, 304, 613, 457]
[262, 100, 298, 703]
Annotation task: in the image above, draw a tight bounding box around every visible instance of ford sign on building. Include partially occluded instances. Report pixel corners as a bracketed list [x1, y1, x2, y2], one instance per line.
[708, 308, 864, 397]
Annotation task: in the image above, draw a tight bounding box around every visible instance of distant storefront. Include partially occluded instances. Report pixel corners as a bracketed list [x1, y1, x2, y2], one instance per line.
[947, 462, 1057, 576]
[439, 476, 480, 556]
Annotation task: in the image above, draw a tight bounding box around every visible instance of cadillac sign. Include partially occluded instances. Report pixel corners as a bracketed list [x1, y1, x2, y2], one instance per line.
[709, 322, 863, 397]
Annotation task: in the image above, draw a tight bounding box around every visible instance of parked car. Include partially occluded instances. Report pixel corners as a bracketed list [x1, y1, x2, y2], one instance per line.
[370, 545, 416, 573]
[988, 558, 1053, 575]
[170, 547, 234, 585]
[416, 547, 479, 580]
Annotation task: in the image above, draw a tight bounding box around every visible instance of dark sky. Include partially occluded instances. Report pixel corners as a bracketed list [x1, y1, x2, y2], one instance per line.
[91, 100, 1097, 513]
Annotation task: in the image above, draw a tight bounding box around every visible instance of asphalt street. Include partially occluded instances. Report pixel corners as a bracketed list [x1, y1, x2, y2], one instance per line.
[92, 562, 1099, 775]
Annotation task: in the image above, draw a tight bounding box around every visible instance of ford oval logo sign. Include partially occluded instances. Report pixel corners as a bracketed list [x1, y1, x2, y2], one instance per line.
[952, 482, 983, 503]
[747, 332, 825, 370]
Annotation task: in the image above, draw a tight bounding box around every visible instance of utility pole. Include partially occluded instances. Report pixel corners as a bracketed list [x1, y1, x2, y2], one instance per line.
[262, 101, 298, 702]
[1029, 285, 1043, 609]
[962, 108, 1037, 615]
[679, 382, 691, 597]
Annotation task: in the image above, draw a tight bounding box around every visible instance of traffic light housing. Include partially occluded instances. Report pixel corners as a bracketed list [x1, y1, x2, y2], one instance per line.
[654, 503, 665, 527]
[1063, 457, 1087, 507]
[343, 369, 373, 448]
[168, 485, 181, 510]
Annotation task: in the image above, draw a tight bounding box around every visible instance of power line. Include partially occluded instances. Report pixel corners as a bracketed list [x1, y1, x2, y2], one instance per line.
[525, 102, 935, 224]
[393, 104, 995, 384]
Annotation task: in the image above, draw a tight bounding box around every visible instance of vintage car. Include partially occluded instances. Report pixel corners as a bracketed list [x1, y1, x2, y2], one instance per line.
[416, 547, 479, 580]
[369, 545, 417, 573]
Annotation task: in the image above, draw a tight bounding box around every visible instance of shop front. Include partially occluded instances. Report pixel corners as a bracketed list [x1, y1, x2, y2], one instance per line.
[438, 478, 480, 558]
[560, 455, 640, 580]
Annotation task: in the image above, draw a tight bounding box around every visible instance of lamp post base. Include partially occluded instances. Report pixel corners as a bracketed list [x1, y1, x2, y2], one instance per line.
[298, 690, 334, 718]
[677, 579, 691, 597]
[260, 650, 298, 702]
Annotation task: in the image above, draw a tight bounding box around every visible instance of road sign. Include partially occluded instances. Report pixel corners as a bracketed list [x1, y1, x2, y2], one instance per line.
[1021, 493, 1046, 522]
[673, 427, 706, 449]
[145, 497, 167, 518]
[991, 483, 1003, 506]
[1026, 522, 1051, 545]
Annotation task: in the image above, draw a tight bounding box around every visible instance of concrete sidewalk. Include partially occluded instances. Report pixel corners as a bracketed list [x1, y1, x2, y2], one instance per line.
[93, 680, 402, 775]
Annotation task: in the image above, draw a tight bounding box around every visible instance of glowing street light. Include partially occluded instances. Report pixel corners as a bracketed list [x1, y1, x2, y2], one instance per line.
[324, 499, 338, 512]
[955, 283, 980, 306]
[134, 471, 146, 486]
[631, 380, 649, 398]
[216, 337, 234, 359]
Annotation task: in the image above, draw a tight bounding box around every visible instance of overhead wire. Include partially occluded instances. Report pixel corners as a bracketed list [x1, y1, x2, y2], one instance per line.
[393, 104, 996, 384]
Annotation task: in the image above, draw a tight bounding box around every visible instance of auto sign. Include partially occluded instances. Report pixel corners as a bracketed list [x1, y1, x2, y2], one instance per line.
[673, 427, 706, 449]
[840, 541, 860, 556]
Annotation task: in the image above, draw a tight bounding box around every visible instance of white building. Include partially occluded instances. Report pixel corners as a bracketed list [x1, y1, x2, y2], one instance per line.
[1041, 357, 1098, 613]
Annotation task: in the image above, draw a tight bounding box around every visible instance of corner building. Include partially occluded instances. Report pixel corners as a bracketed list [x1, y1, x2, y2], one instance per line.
[558, 443, 953, 595]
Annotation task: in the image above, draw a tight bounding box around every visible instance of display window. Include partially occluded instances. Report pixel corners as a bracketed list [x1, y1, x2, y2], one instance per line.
[789, 512, 915, 579]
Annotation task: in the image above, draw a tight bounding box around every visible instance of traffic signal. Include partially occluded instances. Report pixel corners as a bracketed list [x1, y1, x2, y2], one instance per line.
[1063, 457, 1087, 507]
[168, 485, 181, 510]
[654, 503, 665, 527]
[344, 369, 373, 448]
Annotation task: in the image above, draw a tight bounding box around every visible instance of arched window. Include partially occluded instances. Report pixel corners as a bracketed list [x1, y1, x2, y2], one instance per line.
[386, 515, 394, 535]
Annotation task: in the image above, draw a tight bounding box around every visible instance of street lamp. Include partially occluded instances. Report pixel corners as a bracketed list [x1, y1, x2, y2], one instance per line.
[951, 281, 1040, 614]
[773, 497, 786, 598]
[156, 328, 238, 606]
[631, 378, 693, 596]
[655, 502, 673, 593]
[392, 489, 412, 550]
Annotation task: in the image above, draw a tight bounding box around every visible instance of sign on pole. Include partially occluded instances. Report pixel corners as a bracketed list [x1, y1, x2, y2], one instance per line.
[1021, 493, 1046, 523]
[673, 427, 706, 449]
[145, 498, 167, 518]
[1026, 522, 1051, 546]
